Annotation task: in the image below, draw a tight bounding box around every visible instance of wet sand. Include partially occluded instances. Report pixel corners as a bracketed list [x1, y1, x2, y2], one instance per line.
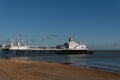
[0, 59, 119, 80]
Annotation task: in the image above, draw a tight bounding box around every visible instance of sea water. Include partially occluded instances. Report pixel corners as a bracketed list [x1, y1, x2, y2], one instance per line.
[0, 50, 120, 73]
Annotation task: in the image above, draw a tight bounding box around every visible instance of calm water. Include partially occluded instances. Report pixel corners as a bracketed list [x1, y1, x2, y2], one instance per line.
[0, 50, 120, 72]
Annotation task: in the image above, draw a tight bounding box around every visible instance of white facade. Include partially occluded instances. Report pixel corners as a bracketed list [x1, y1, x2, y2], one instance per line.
[68, 37, 88, 50]
[9, 42, 30, 50]
[9, 46, 30, 50]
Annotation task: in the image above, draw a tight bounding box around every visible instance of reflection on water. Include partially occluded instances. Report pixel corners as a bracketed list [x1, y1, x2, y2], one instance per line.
[1, 50, 73, 63]
[0, 50, 120, 72]
[1, 50, 90, 64]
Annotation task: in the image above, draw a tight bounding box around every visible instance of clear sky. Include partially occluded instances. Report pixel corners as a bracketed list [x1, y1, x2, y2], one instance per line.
[0, 0, 120, 49]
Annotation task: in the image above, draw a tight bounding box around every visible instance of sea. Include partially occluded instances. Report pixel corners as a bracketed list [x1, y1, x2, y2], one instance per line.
[0, 50, 120, 73]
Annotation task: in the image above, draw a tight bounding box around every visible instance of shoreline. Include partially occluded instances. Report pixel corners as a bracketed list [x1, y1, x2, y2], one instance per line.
[70, 64, 120, 74]
[2, 58, 120, 73]
[10, 58, 120, 74]
[0, 59, 119, 80]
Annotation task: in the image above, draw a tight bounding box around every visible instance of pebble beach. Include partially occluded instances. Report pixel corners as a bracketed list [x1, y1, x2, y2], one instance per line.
[0, 59, 119, 80]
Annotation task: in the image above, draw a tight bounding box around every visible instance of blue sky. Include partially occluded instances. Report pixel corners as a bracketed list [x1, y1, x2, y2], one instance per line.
[0, 0, 120, 49]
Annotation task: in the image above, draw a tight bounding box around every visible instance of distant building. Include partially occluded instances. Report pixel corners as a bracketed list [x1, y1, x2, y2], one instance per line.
[56, 37, 88, 50]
